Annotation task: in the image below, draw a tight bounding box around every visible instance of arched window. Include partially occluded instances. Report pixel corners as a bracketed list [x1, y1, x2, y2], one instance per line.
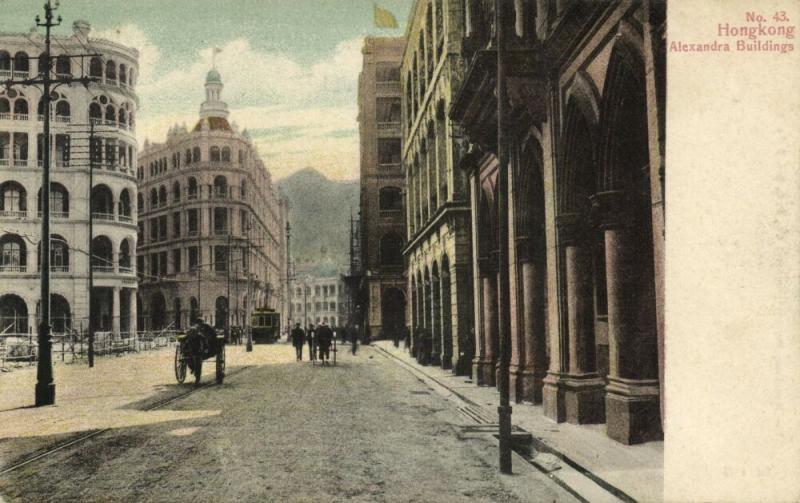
[210, 146, 221, 162]
[118, 108, 127, 126]
[192, 146, 201, 163]
[0, 97, 9, 114]
[213, 176, 227, 198]
[105, 60, 116, 82]
[128, 111, 135, 129]
[119, 189, 131, 218]
[90, 235, 113, 270]
[55, 100, 70, 119]
[119, 239, 132, 270]
[149, 188, 158, 208]
[13, 52, 29, 74]
[91, 185, 114, 217]
[0, 294, 28, 333]
[50, 294, 71, 333]
[37, 183, 69, 217]
[89, 102, 102, 123]
[379, 187, 402, 211]
[172, 181, 181, 202]
[379, 233, 404, 266]
[188, 177, 198, 198]
[240, 179, 246, 198]
[90, 57, 103, 77]
[0, 51, 10, 72]
[119, 64, 127, 84]
[13, 98, 28, 116]
[158, 185, 167, 206]
[0, 234, 26, 271]
[137, 193, 144, 211]
[221, 146, 231, 162]
[0, 181, 27, 213]
[128, 68, 135, 87]
[38, 234, 69, 271]
[56, 55, 71, 76]
[105, 105, 116, 124]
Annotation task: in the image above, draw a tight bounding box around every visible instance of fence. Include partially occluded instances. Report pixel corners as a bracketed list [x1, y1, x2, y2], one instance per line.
[0, 328, 183, 369]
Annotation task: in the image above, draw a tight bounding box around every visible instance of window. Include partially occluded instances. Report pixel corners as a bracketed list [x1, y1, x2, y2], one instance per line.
[0, 234, 25, 271]
[89, 57, 102, 77]
[173, 249, 181, 274]
[188, 177, 198, 198]
[376, 62, 400, 82]
[221, 146, 231, 162]
[210, 146, 221, 162]
[150, 253, 158, 277]
[185, 149, 192, 164]
[172, 181, 180, 202]
[137, 221, 144, 242]
[137, 256, 144, 279]
[315, 286, 321, 296]
[188, 246, 199, 271]
[376, 98, 401, 123]
[379, 233, 403, 266]
[192, 147, 201, 163]
[238, 150, 244, 164]
[214, 207, 228, 234]
[188, 209, 199, 235]
[106, 60, 117, 82]
[214, 246, 228, 272]
[172, 212, 181, 238]
[149, 219, 158, 242]
[158, 215, 168, 241]
[379, 187, 402, 211]
[213, 176, 227, 198]
[159, 251, 167, 276]
[0, 182, 26, 212]
[240, 210, 247, 235]
[378, 138, 401, 165]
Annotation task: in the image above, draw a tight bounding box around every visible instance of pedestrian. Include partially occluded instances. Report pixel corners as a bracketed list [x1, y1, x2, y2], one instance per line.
[306, 324, 316, 363]
[393, 327, 400, 348]
[351, 324, 358, 355]
[290, 322, 305, 361]
[339, 325, 347, 344]
[316, 322, 333, 366]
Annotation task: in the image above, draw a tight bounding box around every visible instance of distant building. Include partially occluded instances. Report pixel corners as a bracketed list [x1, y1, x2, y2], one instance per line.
[0, 21, 139, 336]
[136, 68, 288, 332]
[292, 274, 346, 328]
[401, 0, 474, 373]
[357, 36, 407, 341]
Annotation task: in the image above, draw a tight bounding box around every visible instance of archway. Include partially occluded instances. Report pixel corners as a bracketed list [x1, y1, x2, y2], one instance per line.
[0, 294, 28, 334]
[430, 262, 442, 366]
[381, 287, 405, 344]
[440, 255, 453, 370]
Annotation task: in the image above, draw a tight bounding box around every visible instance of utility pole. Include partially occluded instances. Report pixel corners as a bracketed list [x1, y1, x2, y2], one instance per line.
[87, 120, 96, 367]
[226, 232, 231, 342]
[245, 221, 253, 352]
[286, 221, 292, 330]
[0, 0, 100, 406]
[495, 0, 513, 474]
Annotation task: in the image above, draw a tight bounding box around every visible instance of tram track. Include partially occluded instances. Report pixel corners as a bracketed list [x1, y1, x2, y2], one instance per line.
[0, 364, 254, 476]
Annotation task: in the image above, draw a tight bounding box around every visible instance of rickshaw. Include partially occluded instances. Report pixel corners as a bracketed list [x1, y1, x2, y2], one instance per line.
[174, 324, 225, 385]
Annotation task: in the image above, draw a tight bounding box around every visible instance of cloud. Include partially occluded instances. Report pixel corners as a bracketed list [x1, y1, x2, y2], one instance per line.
[112, 26, 365, 181]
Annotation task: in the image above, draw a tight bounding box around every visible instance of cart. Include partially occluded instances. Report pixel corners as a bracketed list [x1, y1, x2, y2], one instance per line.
[174, 327, 225, 385]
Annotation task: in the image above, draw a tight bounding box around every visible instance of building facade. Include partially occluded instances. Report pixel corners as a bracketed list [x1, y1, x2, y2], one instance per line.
[402, 0, 474, 374]
[292, 274, 347, 328]
[0, 21, 139, 337]
[357, 37, 407, 341]
[446, 0, 666, 445]
[136, 69, 288, 332]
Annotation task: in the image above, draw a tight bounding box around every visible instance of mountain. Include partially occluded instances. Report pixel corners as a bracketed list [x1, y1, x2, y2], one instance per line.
[277, 168, 359, 277]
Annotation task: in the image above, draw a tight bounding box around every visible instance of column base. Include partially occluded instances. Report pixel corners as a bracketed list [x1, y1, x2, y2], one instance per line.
[482, 358, 497, 387]
[441, 354, 453, 370]
[605, 377, 663, 445]
[519, 369, 545, 404]
[509, 364, 525, 403]
[472, 358, 486, 385]
[542, 373, 566, 423]
[563, 374, 606, 424]
[429, 351, 441, 367]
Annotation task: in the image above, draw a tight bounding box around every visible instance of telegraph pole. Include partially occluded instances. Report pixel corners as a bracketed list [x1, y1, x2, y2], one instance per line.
[226, 232, 231, 342]
[0, 1, 100, 405]
[495, 0, 513, 474]
[245, 222, 253, 352]
[286, 221, 292, 330]
[87, 121, 95, 367]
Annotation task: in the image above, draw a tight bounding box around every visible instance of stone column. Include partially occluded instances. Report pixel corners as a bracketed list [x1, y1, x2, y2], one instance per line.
[440, 269, 453, 370]
[518, 238, 548, 403]
[482, 266, 498, 387]
[129, 288, 137, 336]
[557, 214, 606, 424]
[430, 273, 441, 367]
[593, 191, 661, 444]
[112, 286, 121, 338]
[453, 262, 473, 376]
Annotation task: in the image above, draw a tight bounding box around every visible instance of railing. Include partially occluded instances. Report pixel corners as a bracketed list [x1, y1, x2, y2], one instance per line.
[119, 214, 133, 223]
[92, 212, 115, 221]
[0, 265, 26, 273]
[119, 266, 134, 275]
[0, 210, 26, 218]
[51, 265, 69, 273]
[55, 115, 71, 123]
[0, 159, 7, 167]
[13, 159, 28, 167]
[92, 265, 115, 273]
[213, 227, 229, 236]
[90, 117, 102, 126]
[12, 71, 28, 79]
[376, 81, 401, 94]
[0, 70, 10, 79]
[0, 113, 12, 120]
[187, 192, 198, 200]
[212, 190, 228, 199]
[377, 121, 401, 131]
[104, 119, 116, 126]
[187, 229, 199, 237]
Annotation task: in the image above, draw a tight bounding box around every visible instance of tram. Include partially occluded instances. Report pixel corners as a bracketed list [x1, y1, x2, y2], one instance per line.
[251, 307, 281, 344]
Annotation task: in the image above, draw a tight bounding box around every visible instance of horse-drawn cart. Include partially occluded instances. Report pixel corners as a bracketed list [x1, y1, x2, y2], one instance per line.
[174, 326, 225, 385]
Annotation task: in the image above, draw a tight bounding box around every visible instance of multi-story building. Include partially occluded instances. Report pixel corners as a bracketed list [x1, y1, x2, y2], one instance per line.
[357, 37, 407, 342]
[449, 0, 666, 445]
[136, 68, 288, 332]
[0, 21, 139, 336]
[402, 0, 474, 374]
[292, 275, 346, 328]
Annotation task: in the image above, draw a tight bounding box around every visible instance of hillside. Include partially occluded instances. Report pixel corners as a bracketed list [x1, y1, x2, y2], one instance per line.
[278, 168, 359, 276]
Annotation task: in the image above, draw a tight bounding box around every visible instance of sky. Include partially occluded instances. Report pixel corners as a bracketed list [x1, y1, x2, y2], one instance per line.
[2, 0, 413, 181]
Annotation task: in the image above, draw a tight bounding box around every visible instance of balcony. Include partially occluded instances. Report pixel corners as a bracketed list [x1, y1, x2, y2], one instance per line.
[92, 212, 115, 221]
[119, 214, 133, 223]
[92, 265, 115, 273]
[13, 160, 28, 168]
[54, 115, 71, 124]
[50, 265, 69, 273]
[0, 70, 10, 79]
[0, 159, 7, 167]
[0, 210, 27, 219]
[187, 229, 199, 237]
[377, 122, 401, 132]
[13, 114, 28, 121]
[119, 266, 135, 275]
[36, 211, 69, 219]
[12, 71, 28, 79]
[0, 265, 26, 273]
[0, 113, 10, 120]
[376, 81, 400, 95]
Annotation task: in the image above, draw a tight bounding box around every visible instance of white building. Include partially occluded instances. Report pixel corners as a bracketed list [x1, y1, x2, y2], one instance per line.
[292, 275, 346, 328]
[0, 21, 139, 336]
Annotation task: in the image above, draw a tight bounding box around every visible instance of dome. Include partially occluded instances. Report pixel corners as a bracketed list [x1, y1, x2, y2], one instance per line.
[206, 68, 222, 84]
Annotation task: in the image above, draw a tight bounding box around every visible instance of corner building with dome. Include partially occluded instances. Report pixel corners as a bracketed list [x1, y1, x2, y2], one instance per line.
[0, 21, 139, 338]
[136, 68, 288, 332]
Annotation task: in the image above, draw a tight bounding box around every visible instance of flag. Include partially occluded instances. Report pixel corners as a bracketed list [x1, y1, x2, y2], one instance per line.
[374, 3, 398, 29]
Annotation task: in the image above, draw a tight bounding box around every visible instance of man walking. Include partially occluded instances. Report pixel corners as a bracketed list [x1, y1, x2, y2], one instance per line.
[306, 324, 316, 363]
[291, 322, 305, 361]
[316, 322, 333, 366]
[351, 324, 358, 355]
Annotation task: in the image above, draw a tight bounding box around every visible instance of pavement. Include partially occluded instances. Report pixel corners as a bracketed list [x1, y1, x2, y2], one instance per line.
[372, 341, 664, 503]
[0, 341, 580, 502]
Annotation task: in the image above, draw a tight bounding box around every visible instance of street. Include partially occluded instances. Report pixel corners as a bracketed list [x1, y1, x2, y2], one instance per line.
[0, 343, 576, 502]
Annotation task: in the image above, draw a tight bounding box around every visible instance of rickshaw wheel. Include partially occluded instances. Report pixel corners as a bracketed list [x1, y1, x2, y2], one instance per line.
[193, 354, 203, 386]
[216, 345, 225, 384]
[174, 344, 187, 383]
